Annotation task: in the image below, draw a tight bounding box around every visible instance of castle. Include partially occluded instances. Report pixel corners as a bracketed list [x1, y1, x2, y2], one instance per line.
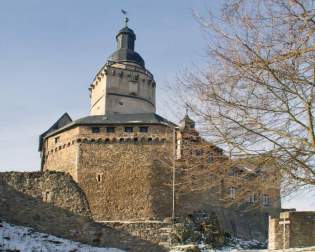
[38, 18, 281, 240]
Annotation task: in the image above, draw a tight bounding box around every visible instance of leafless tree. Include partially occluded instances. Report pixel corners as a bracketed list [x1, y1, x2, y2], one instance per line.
[175, 0, 315, 195]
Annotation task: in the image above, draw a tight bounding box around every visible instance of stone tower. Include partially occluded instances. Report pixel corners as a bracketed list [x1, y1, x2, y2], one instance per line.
[89, 20, 156, 115]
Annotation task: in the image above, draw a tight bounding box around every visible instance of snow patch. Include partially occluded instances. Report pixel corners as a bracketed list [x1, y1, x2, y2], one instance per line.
[0, 220, 125, 252]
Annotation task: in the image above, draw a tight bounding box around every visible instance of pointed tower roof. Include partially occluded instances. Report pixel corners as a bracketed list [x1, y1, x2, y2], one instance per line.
[179, 114, 195, 130]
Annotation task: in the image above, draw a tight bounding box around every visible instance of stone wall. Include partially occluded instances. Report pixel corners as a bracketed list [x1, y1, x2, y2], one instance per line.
[78, 140, 173, 221]
[269, 211, 315, 250]
[0, 171, 90, 217]
[0, 171, 168, 252]
[43, 127, 79, 180]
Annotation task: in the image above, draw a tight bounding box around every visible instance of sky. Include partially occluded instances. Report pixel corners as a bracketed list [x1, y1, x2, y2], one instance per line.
[0, 0, 314, 210]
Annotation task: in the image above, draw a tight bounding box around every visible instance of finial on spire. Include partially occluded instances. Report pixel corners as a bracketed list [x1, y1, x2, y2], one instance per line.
[121, 9, 129, 27]
[185, 103, 189, 117]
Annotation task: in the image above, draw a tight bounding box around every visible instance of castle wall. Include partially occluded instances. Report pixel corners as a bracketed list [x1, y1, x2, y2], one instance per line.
[76, 124, 174, 221]
[43, 127, 79, 180]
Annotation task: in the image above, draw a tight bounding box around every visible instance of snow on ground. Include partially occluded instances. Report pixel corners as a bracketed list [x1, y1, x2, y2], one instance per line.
[170, 244, 315, 252]
[0, 220, 125, 252]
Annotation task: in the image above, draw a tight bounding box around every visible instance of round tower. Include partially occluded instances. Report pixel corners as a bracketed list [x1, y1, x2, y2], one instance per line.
[89, 19, 156, 115]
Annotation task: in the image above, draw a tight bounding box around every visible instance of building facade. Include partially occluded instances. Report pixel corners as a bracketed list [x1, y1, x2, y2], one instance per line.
[39, 20, 280, 240]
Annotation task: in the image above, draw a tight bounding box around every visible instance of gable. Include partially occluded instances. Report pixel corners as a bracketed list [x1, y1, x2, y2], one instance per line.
[38, 113, 72, 151]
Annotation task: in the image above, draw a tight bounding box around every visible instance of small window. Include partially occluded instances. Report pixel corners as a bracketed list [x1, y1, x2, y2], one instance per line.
[229, 187, 236, 199]
[139, 126, 148, 133]
[43, 191, 51, 202]
[91, 127, 100, 133]
[228, 169, 236, 176]
[54, 137, 60, 144]
[97, 174, 102, 182]
[195, 149, 203, 156]
[262, 194, 270, 206]
[125, 127, 133, 133]
[207, 155, 213, 163]
[106, 127, 115, 133]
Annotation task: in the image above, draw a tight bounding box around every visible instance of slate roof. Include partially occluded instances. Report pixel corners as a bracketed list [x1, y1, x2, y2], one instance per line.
[38, 113, 72, 151]
[108, 48, 145, 68]
[39, 113, 176, 151]
[74, 113, 175, 126]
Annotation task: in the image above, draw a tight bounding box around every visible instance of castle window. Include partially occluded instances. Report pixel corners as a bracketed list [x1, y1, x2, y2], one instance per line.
[262, 194, 270, 206]
[139, 126, 148, 133]
[43, 191, 51, 202]
[247, 193, 256, 203]
[195, 149, 203, 156]
[125, 127, 133, 133]
[54, 136, 60, 144]
[229, 187, 236, 199]
[129, 82, 138, 95]
[91, 127, 100, 133]
[208, 155, 213, 163]
[96, 174, 102, 182]
[176, 139, 182, 160]
[228, 169, 237, 176]
[209, 174, 215, 183]
[106, 127, 115, 133]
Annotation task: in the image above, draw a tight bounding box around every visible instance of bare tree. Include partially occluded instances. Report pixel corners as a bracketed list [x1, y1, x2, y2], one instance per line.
[176, 0, 315, 193]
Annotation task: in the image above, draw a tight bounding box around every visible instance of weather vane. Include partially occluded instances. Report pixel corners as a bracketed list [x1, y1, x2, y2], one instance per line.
[121, 9, 129, 27]
[185, 102, 189, 116]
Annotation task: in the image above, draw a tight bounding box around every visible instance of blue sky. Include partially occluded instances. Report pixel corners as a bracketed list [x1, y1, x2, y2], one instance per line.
[0, 0, 314, 210]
